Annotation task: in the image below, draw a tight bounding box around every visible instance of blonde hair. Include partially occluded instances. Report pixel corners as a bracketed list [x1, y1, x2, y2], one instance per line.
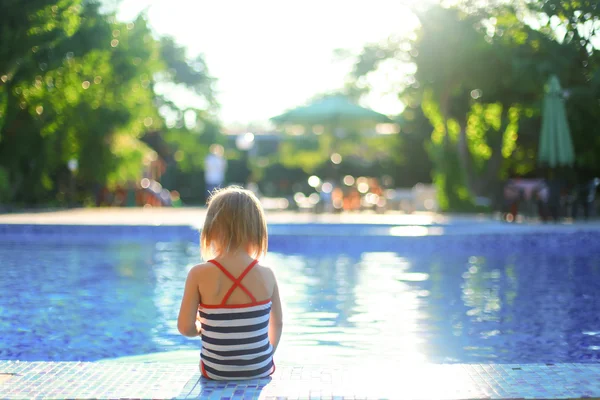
[200, 186, 268, 260]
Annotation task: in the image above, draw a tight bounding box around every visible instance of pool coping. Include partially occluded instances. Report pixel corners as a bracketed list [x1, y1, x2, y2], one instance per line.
[0, 207, 598, 226]
[1, 361, 600, 399]
[1, 208, 600, 241]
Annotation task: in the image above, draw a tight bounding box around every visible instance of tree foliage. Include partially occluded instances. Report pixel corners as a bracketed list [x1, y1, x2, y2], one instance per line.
[0, 0, 218, 206]
[348, 0, 600, 210]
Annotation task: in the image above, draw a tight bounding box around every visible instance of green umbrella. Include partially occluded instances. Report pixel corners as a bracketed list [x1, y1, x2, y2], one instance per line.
[270, 95, 392, 127]
[538, 75, 575, 167]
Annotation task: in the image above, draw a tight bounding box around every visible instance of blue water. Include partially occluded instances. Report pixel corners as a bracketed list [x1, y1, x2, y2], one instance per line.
[1, 231, 600, 364]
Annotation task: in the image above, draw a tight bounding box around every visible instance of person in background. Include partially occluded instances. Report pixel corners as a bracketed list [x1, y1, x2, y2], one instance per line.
[320, 180, 334, 213]
[503, 181, 520, 222]
[204, 144, 227, 195]
[535, 181, 550, 222]
[573, 178, 600, 220]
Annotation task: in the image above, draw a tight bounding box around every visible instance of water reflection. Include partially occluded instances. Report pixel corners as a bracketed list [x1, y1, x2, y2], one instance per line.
[0, 241, 164, 360]
[1, 237, 600, 364]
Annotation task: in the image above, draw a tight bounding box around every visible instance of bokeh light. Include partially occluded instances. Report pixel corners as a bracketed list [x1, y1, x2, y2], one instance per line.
[343, 175, 355, 186]
[308, 193, 320, 204]
[293, 192, 305, 204]
[308, 175, 321, 188]
[235, 132, 255, 150]
[330, 153, 342, 164]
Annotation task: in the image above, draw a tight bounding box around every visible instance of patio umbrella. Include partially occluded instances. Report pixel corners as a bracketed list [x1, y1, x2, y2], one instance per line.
[270, 95, 392, 127]
[538, 75, 575, 167]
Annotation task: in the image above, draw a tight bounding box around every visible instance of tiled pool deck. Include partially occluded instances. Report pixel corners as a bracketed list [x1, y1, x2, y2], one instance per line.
[2, 208, 600, 399]
[1, 361, 600, 399]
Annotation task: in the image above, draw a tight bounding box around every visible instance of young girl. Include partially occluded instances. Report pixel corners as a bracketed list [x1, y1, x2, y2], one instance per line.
[177, 186, 283, 380]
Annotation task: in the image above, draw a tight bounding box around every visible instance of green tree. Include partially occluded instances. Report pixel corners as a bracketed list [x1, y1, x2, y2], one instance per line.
[348, 1, 598, 210]
[0, 1, 220, 206]
[150, 36, 219, 204]
[527, 0, 600, 179]
[0, 1, 162, 204]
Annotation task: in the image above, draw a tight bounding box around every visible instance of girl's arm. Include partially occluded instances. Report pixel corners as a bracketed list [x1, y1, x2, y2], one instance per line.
[177, 266, 202, 337]
[268, 276, 283, 352]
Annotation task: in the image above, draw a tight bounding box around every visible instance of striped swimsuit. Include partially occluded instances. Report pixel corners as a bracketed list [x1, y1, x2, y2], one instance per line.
[197, 259, 275, 380]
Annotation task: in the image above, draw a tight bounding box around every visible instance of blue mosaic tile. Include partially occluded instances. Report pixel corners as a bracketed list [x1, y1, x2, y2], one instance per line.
[0, 361, 578, 399]
[2, 224, 599, 259]
[0, 223, 200, 243]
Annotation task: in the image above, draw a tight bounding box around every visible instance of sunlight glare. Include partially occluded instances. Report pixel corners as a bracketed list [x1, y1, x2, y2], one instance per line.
[117, 0, 421, 126]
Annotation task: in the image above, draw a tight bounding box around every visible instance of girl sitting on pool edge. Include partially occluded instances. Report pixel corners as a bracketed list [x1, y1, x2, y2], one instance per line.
[177, 186, 283, 380]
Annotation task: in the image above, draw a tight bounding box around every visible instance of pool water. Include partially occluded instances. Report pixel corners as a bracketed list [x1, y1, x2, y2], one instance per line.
[1, 231, 600, 364]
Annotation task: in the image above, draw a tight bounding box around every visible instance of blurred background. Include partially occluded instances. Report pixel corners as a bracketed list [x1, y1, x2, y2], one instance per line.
[1, 0, 599, 219]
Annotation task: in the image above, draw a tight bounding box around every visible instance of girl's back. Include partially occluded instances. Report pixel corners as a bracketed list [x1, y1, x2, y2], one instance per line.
[196, 257, 278, 380]
[197, 257, 275, 306]
[177, 186, 283, 381]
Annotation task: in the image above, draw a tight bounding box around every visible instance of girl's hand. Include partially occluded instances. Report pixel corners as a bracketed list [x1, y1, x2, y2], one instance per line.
[195, 312, 202, 335]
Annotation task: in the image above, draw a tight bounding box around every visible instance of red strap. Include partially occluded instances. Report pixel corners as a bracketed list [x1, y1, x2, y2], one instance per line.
[208, 259, 259, 305]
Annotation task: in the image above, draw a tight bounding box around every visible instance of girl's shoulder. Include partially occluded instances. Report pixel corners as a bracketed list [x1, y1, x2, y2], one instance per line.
[192, 261, 216, 270]
[187, 262, 219, 279]
[188, 260, 277, 282]
[254, 262, 278, 282]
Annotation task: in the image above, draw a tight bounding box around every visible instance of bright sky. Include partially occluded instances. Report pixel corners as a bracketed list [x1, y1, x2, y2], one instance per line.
[117, 0, 422, 129]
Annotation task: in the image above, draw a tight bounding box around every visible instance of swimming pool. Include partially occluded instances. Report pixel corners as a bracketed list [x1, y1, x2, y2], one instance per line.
[1, 224, 600, 365]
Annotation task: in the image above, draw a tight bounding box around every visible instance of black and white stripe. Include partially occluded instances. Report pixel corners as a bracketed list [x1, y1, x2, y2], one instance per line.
[199, 301, 274, 380]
